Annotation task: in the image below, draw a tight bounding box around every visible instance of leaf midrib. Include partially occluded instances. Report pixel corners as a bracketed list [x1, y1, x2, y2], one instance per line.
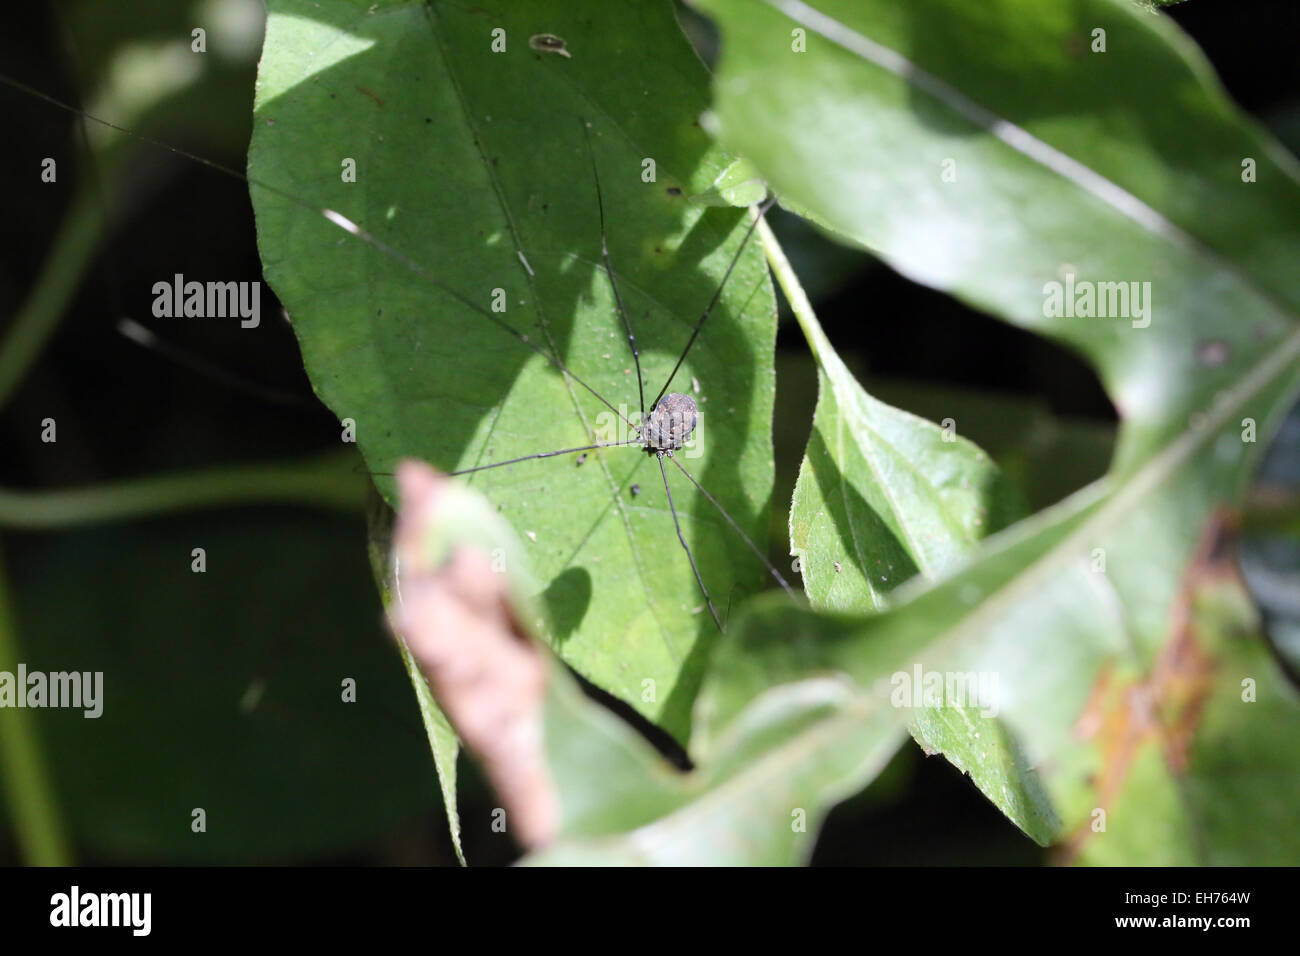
[906, 319, 1300, 680]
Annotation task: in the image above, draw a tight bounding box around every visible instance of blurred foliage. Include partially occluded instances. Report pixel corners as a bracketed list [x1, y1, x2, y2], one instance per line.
[5, 512, 438, 863]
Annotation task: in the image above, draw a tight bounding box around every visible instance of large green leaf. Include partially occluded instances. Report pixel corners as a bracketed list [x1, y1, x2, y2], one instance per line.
[765, 227, 1050, 841]
[249, 0, 779, 739]
[533, 0, 1300, 861]
[694, 0, 1300, 443]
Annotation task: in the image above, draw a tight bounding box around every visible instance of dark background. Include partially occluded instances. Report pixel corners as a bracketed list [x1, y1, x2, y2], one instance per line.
[0, 0, 1295, 866]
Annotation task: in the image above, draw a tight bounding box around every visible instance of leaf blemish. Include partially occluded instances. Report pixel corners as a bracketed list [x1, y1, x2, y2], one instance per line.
[1196, 340, 1231, 368]
[529, 33, 572, 58]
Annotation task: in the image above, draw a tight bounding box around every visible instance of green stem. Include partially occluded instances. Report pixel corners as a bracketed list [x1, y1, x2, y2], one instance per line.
[0, 186, 106, 411]
[0, 546, 73, 865]
[756, 213, 828, 358]
[0, 450, 368, 529]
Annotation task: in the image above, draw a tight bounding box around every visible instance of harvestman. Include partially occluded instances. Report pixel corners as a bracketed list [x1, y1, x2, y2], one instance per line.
[0, 74, 796, 631]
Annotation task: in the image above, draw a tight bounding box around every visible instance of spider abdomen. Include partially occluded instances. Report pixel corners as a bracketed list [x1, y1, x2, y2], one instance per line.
[642, 392, 698, 453]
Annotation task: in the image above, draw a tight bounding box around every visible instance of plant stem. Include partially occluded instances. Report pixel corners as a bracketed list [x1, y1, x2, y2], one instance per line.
[756, 212, 829, 359]
[0, 187, 106, 412]
[0, 547, 73, 865]
[0, 450, 368, 529]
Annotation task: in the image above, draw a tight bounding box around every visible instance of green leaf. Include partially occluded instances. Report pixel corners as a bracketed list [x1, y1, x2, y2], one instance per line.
[862, 379, 1115, 513]
[525, 658, 906, 865]
[527, 496, 1300, 867]
[250, 0, 779, 740]
[693, 0, 1300, 631]
[699, 450, 1300, 859]
[768, 223, 1024, 611]
[761, 218, 1049, 841]
[908, 704, 1060, 844]
[394, 641, 464, 865]
[643, 0, 1300, 858]
[694, 0, 1300, 423]
[691, 157, 768, 207]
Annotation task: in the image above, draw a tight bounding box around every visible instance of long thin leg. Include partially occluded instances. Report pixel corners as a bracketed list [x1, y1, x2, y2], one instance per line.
[450, 439, 640, 476]
[364, 439, 640, 478]
[669, 455, 796, 598]
[117, 319, 315, 409]
[659, 452, 723, 632]
[582, 121, 645, 418]
[651, 197, 777, 412]
[0, 74, 634, 434]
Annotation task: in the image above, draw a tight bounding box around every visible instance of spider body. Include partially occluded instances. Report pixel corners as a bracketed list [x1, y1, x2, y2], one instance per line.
[641, 392, 698, 455]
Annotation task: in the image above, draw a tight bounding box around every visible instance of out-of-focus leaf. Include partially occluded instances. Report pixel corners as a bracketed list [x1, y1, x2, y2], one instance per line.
[10, 513, 436, 862]
[1239, 402, 1300, 674]
[366, 494, 464, 865]
[389, 462, 558, 850]
[1061, 550, 1300, 865]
